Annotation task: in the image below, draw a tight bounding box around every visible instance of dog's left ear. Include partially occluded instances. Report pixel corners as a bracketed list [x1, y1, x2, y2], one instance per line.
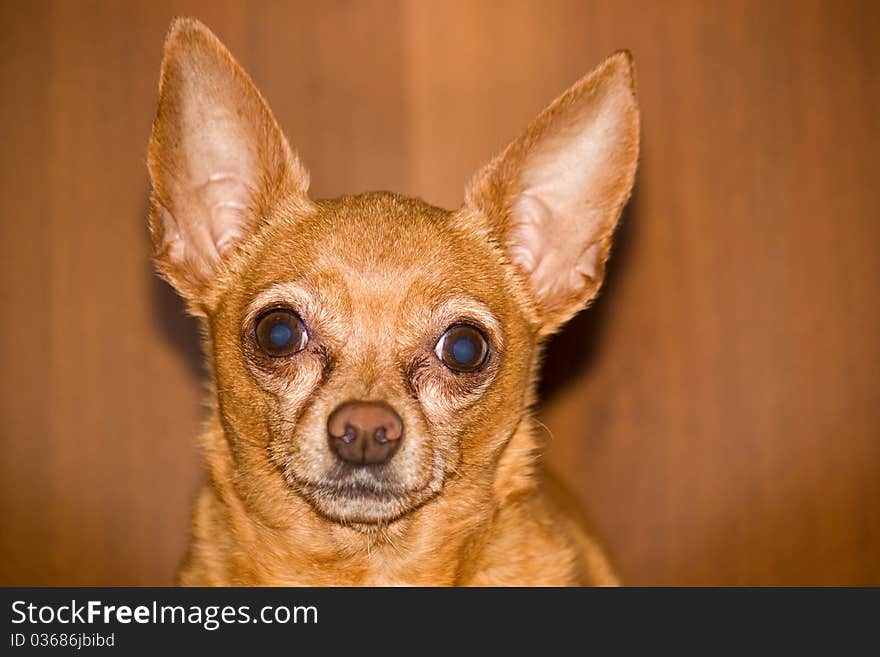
[465, 51, 639, 334]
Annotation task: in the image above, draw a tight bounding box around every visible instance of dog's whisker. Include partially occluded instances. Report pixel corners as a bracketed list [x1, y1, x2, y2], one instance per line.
[533, 418, 557, 443]
[380, 527, 403, 556]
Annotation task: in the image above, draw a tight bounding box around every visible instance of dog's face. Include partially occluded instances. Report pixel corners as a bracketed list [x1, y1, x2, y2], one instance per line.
[213, 194, 535, 524]
[148, 19, 638, 526]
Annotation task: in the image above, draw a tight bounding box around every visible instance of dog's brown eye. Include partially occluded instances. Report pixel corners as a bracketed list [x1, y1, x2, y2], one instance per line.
[435, 324, 489, 372]
[254, 309, 308, 357]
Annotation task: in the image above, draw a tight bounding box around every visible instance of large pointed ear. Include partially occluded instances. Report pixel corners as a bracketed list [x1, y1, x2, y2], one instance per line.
[148, 18, 310, 302]
[465, 51, 640, 334]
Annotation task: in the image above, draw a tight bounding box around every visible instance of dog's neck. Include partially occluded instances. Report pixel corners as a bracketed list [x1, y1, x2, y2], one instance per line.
[187, 411, 542, 585]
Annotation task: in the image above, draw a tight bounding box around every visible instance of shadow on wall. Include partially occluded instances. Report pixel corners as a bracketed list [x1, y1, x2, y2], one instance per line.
[538, 184, 640, 407]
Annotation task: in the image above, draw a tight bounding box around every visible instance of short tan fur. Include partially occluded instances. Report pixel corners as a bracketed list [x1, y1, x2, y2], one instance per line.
[148, 17, 639, 586]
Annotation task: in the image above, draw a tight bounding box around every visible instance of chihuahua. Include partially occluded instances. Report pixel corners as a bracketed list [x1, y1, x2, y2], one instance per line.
[148, 18, 639, 585]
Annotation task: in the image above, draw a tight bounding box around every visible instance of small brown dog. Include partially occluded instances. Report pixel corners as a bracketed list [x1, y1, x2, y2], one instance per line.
[148, 18, 639, 585]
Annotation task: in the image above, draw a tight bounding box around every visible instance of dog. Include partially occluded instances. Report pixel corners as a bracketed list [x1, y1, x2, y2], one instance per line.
[147, 17, 639, 586]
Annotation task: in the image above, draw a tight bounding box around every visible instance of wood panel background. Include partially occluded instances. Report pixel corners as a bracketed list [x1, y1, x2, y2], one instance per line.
[1, 0, 877, 585]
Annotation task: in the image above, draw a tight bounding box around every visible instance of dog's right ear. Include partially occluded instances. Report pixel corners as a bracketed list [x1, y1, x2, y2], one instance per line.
[148, 18, 310, 304]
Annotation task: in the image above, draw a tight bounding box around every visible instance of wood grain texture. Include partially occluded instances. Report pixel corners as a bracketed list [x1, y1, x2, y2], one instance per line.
[1, 0, 877, 585]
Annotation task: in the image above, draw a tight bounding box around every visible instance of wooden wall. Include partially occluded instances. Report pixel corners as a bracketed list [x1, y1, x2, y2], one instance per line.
[1, 0, 877, 585]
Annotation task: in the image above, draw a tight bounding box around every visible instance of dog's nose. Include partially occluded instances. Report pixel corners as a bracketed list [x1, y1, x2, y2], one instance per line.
[327, 401, 403, 465]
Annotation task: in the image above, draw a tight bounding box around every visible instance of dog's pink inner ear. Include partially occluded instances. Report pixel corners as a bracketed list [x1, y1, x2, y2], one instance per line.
[466, 52, 639, 330]
[152, 124, 258, 280]
[148, 18, 309, 294]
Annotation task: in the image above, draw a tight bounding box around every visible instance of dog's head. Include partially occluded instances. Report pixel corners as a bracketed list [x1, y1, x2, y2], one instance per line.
[148, 19, 638, 526]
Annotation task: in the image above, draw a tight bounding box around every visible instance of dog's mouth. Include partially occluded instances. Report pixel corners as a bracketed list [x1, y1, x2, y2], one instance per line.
[318, 482, 410, 507]
[316, 466, 410, 499]
[287, 465, 441, 525]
